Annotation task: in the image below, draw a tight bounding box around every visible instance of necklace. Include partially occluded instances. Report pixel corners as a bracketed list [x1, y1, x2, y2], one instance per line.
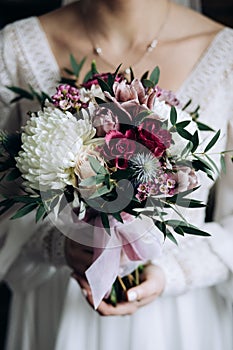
[83, 1, 171, 75]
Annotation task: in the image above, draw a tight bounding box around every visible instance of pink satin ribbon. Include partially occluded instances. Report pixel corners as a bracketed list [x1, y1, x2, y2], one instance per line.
[85, 214, 163, 309]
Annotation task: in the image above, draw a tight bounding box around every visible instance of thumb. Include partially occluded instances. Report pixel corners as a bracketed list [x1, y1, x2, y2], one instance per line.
[126, 265, 165, 302]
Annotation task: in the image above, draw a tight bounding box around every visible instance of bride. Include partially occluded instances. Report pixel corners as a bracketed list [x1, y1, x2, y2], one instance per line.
[0, 0, 232, 349]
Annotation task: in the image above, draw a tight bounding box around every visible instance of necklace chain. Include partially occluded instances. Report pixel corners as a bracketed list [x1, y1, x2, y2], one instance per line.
[83, 1, 170, 75]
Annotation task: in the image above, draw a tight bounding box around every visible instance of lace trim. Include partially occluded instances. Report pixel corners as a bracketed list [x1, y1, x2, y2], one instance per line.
[12, 17, 60, 95]
[177, 27, 233, 106]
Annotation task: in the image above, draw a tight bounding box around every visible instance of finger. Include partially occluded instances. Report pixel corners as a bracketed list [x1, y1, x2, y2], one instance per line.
[127, 265, 165, 302]
[97, 300, 138, 316]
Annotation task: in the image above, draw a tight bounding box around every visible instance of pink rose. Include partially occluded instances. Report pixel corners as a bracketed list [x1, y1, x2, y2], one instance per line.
[174, 166, 199, 193]
[113, 78, 146, 104]
[93, 106, 119, 137]
[137, 119, 172, 157]
[101, 130, 137, 169]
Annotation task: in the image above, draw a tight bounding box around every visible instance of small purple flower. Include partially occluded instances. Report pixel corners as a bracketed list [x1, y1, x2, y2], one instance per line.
[51, 84, 86, 113]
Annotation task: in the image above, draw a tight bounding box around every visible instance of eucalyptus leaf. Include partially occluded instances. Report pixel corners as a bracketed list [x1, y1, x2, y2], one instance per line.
[142, 79, 155, 88]
[5, 168, 21, 181]
[149, 66, 160, 85]
[97, 78, 113, 95]
[36, 204, 47, 222]
[196, 121, 215, 132]
[175, 120, 191, 129]
[204, 130, 221, 153]
[170, 106, 177, 126]
[6, 86, 34, 100]
[100, 212, 111, 235]
[11, 202, 38, 220]
[220, 154, 226, 174]
[181, 99, 192, 111]
[88, 156, 108, 175]
[191, 131, 199, 153]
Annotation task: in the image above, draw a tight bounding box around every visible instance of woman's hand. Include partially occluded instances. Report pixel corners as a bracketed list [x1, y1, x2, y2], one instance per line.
[64, 237, 93, 277]
[73, 264, 166, 316]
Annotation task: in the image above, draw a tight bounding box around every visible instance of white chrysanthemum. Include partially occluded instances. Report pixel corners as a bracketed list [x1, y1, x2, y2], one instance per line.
[16, 106, 96, 191]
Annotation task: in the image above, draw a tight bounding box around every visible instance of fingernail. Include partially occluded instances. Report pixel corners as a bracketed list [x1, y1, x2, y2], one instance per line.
[127, 290, 137, 302]
[82, 289, 88, 297]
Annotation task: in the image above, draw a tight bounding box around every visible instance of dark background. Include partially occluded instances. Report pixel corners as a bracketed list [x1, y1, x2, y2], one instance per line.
[0, 0, 232, 349]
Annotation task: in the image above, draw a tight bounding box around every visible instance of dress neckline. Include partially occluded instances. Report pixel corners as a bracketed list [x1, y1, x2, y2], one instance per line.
[33, 16, 228, 98]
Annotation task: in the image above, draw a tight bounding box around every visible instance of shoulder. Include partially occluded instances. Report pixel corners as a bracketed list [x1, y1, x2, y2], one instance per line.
[168, 4, 233, 71]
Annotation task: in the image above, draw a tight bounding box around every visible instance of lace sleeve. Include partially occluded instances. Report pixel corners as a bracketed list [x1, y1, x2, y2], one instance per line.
[154, 122, 233, 300]
[0, 24, 68, 291]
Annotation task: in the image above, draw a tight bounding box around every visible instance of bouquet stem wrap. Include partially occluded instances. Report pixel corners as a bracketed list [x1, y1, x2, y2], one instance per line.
[85, 214, 163, 309]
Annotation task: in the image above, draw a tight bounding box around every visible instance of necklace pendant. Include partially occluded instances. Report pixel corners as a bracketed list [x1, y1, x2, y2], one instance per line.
[147, 39, 158, 52]
[94, 47, 102, 55]
[125, 67, 131, 75]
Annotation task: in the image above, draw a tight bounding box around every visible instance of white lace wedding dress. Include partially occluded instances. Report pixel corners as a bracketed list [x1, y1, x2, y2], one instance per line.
[0, 17, 233, 350]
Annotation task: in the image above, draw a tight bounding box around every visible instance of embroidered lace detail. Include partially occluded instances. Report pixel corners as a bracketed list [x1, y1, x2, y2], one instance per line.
[154, 236, 230, 296]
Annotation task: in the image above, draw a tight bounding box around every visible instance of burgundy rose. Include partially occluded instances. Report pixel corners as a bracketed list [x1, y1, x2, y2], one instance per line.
[93, 106, 120, 136]
[101, 130, 137, 169]
[82, 73, 110, 89]
[82, 73, 122, 89]
[138, 119, 172, 157]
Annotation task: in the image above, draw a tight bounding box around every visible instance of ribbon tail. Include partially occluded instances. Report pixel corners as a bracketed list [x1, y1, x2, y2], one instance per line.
[85, 245, 121, 309]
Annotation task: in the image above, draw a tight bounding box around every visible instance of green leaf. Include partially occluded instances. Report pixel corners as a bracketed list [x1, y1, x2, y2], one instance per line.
[140, 70, 149, 82]
[175, 120, 191, 129]
[97, 78, 113, 95]
[95, 97, 106, 105]
[6, 86, 34, 100]
[91, 60, 99, 75]
[70, 54, 86, 77]
[134, 110, 152, 126]
[11, 203, 38, 219]
[180, 141, 193, 158]
[175, 198, 206, 208]
[129, 67, 135, 82]
[149, 66, 160, 85]
[170, 106, 177, 126]
[196, 121, 215, 132]
[5, 168, 21, 181]
[36, 204, 46, 222]
[176, 128, 193, 141]
[166, 230, 178, 245]
[191, 130, 199, 153]
[179, 225, 210, 236]
[153, 220, 166, 236]
[89, 185, 112, 199]
[113, 64, 122, 78]
[142, 79, 155, 88]
[100, 212, 111, 235]
[88, 156, 108, 175]
[205, 154, 220, 176]
[111, 212, 123, 223]
[193, 155, 213, 171]
[220, 154, 226, 174]
[79, 176, 98, 187]
[59, 77, 77, 86]
[204, 130, 221, 153]
[174, 226, 185, 236]
[83, 69, 93, 83]
[63, 68, 74, 76]
[182, 99, 192, 111]
[109, 284, 117, 307]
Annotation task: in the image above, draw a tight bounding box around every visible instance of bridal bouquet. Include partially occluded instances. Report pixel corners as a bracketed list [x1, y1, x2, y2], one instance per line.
[0, 57, 227, 308]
